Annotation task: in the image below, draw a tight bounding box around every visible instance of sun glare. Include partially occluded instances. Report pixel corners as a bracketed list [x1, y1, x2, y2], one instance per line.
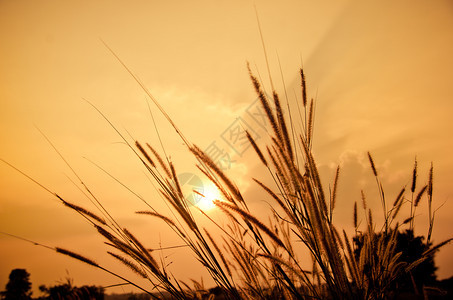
[195, 182, 221, 211]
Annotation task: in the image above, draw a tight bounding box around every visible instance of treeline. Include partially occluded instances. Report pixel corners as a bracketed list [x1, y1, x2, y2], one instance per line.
[0, 269, 103, 300]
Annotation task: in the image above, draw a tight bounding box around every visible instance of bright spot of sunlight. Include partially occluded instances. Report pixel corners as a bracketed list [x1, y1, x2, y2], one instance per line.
[194, 182, 222, 211]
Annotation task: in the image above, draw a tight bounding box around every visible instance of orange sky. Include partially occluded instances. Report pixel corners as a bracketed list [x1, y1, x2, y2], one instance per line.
[1, 0, 452, 296]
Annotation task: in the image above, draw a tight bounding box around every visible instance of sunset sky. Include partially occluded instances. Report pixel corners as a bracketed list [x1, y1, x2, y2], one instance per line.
[1, 0, 453, 296]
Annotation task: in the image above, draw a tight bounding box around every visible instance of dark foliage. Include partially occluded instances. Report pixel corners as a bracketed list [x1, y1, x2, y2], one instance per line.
[39, 281, 104, 300]
[354, 229, 437, 295]
[1, 269, 32, 300]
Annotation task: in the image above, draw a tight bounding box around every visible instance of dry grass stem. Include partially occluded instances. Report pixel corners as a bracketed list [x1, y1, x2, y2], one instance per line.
[204, 228, 232, 277]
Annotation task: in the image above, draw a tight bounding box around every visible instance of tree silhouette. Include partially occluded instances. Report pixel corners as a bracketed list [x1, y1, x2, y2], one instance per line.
[354, 229, 437, 295]
[394, 229, 437, 291]
[1, 269, 32, 300]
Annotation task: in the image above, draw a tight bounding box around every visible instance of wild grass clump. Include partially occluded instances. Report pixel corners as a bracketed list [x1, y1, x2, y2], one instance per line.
[2, 61, 451, 299]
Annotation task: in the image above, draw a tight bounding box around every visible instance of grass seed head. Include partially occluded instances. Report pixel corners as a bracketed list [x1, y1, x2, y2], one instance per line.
[367, 152, 378, 177]
[56, 247, 98, 267]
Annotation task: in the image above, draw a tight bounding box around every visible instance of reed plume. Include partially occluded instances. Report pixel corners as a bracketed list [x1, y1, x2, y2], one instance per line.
[108, 251, 148, 278]
[56, 247, 98, 267]
[135, 141, 156, 168]
[215, 200, 285, 248]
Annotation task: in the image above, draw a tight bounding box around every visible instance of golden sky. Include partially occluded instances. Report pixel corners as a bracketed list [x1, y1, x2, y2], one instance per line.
[1, 0, 452, 296]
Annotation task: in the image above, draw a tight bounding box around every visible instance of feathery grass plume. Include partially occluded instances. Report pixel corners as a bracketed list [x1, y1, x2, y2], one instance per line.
[108, 251, 148, 278]
[217, 204, 241, 227]
[342, 230, 361, 286]
[135, 141, 156, 168]
[56, 247, 98, 267]
[368, 153, 389, 232]
[245, 130, 267, 167]
[215, 200, 285, 248]
[307, 98, 315, 146]
[160, 187, 198, 232]
[392, 198, 404, 220]
[95, 226, 121, 247]
[428, 162, 434, 207]
[422, 238, 453, 258]
[253, 178, 294, 222]
[302, 144, 328, 217]
[358, 238, 368, 277]
[331, 165, 340, 214]
[402, 216, 413, 225]
[146, 143, 171, 178]
[428, 163, 433, 198]
[368, 209, 373, 231]
[427, 163, 434, 243]
[105, 237, 160, 275]
[387, 253, 405, 285]
[248, 64, 281, 142]
[405, 256, 429, 274]
[300, 68, 307, 107]
[367, 152, 378, 177]
[353, 201, 358, 229]
[331, 224, 344, 251]
[136, 211, 175, 225]
[203, 228, 232, 277]
[267, 145, 292, 195]
[160, 187, 182, 210]
[191, 144, 244, 203]
[414, 185, 427, 207]
[196, 165, 234, 204]
[302, 178, 350, 295]
[176, 208, 198, 234]
[270, 137, 301, 193]
[411, 158, 417, 193]
[166, 197, 198, 241]
[393, 187, 405, 207]
[361, 190, 367, 210]
[123, 228, 159, 271]
[410, 157, 418, 230]
[273, 91, 293, 161]
[62, 200, 107, 225]
[258, 253, 312, 282]
[169, 161, 184, 200]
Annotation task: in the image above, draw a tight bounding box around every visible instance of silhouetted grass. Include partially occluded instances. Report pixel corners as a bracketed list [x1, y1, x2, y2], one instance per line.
[2, 62, 452, 299]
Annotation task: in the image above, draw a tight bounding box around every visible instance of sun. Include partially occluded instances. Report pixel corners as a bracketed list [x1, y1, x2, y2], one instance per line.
[177, 173, 222, 211]
[194, 182, 222, 211]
